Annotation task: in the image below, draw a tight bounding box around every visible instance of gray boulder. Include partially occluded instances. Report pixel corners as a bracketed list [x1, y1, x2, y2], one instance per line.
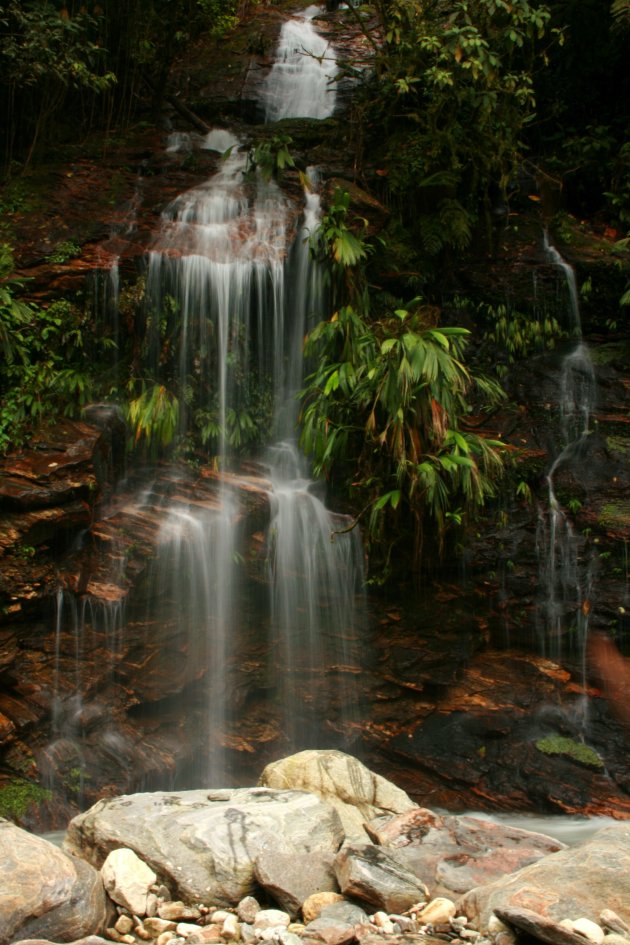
[258, 750, 415, 839]
[0, 820, 110, 945]
[334, 843, 428, 913]
[460, 824, 630, 932]
[253, 850, 338, 917]
[64, 787, 344, 906]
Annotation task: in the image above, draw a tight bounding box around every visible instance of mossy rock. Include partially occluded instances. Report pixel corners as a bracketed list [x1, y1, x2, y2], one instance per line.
[598, 500, 630, 531]
[535, 735, 604, 769]
[0, 779, 51, 822]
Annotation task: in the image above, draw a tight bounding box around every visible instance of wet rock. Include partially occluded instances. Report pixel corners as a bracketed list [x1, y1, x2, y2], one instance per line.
[65, 788, 344, 906]
[258, 750, 415, 839]
[366, 807, 564, 898]
[460, 824, 630, 932]
[0, 820, 110, 945]
[101, 847, 157, 916]
[254, 850, 338, 916]
[334, 843, 429, 913]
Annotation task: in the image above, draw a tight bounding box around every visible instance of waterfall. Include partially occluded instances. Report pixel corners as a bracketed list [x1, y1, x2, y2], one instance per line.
[538, 235, 596, 717]
[262, 6, 338, 122]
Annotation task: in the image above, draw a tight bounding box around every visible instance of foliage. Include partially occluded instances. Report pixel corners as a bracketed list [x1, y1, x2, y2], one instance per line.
[126, 383, 180, 455]
[356, 0, 556, 252]
[535, 735, 604, 768]
[247, 135, 295, 182]
[299, 303, 505, 574]
[0, 245, 113, 451]
[0, 779, 51, 822]
[48, 239, 82, 264]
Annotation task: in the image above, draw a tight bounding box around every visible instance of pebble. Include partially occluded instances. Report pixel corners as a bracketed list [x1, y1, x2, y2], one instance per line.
[240, 924, 256, 945]
[222, 914, 240, 940]
[572, 918, 605, 945]
[160, 903, 202, 922]
[238, 899, 262, 925]
[389, 915, 416, 932]
[417, 898, 457, 925]
[156, 933, 176, 945]
[177, 922, 205, 937]
[116, 916, 135, 935]
[145, 919, 179, 936]
[135, 923, 155, 940]
[254, 910, 291, 931]
[302, 893, 345, 924]
[601, 914, 630, 936]
[147, 895, 159, 918]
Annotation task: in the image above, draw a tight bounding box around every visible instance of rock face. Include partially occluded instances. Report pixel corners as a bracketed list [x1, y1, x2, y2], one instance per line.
[0, 819, 110, 945]
[258, 750, 416, 838]
[366, 807, 565, 897]
[64, 787, 345, 906]
[460, 823, 630, 932]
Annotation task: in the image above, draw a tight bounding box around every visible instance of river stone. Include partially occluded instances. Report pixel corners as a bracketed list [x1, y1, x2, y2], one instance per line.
[460, 824, 630, 933]
[65, 788, 344, 907]
[367, 807, 564, 898]
[310, 902, 369, 927]
[334, 843, 429, 913]
[258, 750, 415, 839]
[302, 894, 346, 923]
[254, 850, 338, 916]
[101, 847, 157, 916]
[0, 820, 110, 945]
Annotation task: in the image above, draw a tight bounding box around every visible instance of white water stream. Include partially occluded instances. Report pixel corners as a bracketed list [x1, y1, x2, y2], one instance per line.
[262, 6, 338, 121]
[538, 235, 597, 720]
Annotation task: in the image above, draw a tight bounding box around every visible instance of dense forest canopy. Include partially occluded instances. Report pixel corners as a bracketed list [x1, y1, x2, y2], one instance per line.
[0, 0, 628, 576]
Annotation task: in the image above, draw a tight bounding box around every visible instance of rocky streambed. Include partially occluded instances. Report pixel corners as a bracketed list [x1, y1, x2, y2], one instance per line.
[2, 751, 630, 945]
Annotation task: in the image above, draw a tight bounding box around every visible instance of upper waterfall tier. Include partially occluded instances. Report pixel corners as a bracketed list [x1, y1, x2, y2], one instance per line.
[262, 6, 338, 121]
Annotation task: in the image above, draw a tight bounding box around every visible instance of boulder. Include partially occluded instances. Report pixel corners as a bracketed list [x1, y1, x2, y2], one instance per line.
[460, 824, 630, 932]
[258, 751, 415, 839]
[366, 807, 564, 897]
[0, 820, 110, 945]
[254, 850, 338, 917]
[64, 787, 344, 906]
[101, 847, 157, 916]
[334, 843, 429, 913]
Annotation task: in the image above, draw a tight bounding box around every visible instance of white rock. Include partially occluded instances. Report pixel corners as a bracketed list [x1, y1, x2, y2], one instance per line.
[253, 910, 291, 931]
[573, 918, 605, 945]
[418, 898, 457, 925]
[156, 933, 176, 945]
[222, 914, 240, 940]
[487, 916, 509, 935]
[177, 922, 204, 936]
[601, 914, 630, 936]
[102, 848, 157, 917]
[240, 923, 256, 944]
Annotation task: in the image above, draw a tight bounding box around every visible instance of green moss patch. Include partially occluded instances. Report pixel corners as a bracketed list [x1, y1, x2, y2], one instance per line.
[598, 500, 630, 530]
[535, 735, 604, 768]
[0, 779, 51, 822]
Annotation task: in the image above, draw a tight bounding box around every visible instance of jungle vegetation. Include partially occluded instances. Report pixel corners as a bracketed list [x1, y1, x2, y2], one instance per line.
[0, 0, 628, 574]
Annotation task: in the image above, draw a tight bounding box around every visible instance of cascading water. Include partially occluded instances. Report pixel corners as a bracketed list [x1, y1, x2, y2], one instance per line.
[262, 6, 338, 122]
[537, 234, 596, 708]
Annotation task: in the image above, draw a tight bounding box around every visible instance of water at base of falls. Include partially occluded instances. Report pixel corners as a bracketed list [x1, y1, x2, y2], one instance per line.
[262, 6, 338, 122]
